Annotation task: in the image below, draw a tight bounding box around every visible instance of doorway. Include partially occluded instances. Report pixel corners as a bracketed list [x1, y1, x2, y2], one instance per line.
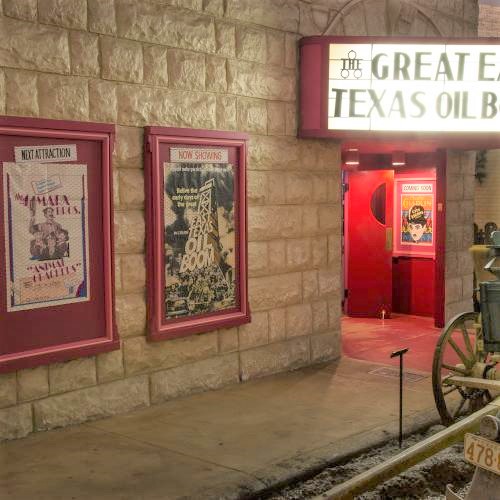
[341, 152, 446, 371]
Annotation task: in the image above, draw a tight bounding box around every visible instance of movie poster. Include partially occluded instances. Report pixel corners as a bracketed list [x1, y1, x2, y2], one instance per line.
[400, 183, 433, 247]
[3, 163, 90, 311]
[163, 148, 236, 319]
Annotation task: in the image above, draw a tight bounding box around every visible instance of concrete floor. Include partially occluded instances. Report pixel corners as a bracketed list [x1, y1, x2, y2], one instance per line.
[0, 357, 440, 500]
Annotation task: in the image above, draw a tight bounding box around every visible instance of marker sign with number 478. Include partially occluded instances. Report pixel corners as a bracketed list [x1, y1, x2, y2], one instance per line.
[464, 433, 500, 476]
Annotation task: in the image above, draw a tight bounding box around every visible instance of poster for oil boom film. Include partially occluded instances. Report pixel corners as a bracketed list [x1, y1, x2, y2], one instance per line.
[400, 183, 434, 248]
[163, 148, 236, 319]
[3, 163, 90, 311]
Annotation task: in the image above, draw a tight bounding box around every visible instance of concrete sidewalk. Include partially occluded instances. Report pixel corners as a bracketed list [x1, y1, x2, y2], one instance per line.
[0, 357, 439, 500]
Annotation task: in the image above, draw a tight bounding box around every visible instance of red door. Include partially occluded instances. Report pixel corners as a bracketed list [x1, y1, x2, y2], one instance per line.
[345, 170, 394, 317]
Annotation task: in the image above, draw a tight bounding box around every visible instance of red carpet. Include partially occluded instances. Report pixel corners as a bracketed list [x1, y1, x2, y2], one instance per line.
[342, 314, 442, 373]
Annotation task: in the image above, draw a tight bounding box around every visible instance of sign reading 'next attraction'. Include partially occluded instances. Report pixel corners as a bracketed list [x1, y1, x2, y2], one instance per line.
[299, 37, 500, 138]
[329, 42, 500, 132]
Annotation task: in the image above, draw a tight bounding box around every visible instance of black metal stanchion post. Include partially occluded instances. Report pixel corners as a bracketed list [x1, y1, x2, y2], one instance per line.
[390, 348, 409, 448]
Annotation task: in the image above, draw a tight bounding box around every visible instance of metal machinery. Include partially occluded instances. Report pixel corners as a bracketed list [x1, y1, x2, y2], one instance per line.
[432, 231, 500, 426]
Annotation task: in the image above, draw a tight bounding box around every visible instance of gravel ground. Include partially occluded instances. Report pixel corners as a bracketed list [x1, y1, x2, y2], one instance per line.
[259, 426, 474, 500]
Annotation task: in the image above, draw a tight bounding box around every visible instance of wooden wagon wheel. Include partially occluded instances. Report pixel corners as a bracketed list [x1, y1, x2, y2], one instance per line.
[432, 311, 492, 426]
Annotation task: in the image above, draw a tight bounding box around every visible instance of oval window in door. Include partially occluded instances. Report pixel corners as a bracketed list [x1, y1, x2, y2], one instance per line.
[370, 183, 386, 225]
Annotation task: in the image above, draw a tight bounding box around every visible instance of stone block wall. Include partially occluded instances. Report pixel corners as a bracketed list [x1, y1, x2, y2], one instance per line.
[445, 151, 475, 321]
[0, 0, 342, 440]
[0, 0, 479, 440]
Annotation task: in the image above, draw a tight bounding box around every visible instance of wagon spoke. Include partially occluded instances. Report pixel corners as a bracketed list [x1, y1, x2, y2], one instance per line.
[447, 336, 473, 368]
[452, 397, 467, 419]
[442, 363, 468, 375]
[459, 324, 475, 359]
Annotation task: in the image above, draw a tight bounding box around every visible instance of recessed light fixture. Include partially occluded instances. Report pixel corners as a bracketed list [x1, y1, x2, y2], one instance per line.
[344, 149, 360, 166]
[392, 151, 405, 166]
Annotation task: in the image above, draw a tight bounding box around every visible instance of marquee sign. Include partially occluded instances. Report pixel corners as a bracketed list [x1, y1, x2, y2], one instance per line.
[300, 37, 500, 141]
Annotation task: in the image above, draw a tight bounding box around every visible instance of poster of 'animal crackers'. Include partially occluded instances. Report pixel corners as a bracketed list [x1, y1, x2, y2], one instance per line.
[3, 163, 90, 311]
[163, 148, 236, 319]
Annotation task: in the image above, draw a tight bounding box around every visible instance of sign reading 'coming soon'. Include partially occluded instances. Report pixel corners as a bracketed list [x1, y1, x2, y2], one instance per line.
[329, 43, 500, 132]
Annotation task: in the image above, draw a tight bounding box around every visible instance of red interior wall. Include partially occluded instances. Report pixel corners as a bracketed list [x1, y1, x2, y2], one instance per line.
[392, 256, 435, 317]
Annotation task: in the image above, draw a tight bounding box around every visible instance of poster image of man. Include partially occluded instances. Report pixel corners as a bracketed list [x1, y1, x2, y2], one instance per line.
[401, 199, 433, 245]
[29, 203, 70, 260]
[163, 160, 236, 319]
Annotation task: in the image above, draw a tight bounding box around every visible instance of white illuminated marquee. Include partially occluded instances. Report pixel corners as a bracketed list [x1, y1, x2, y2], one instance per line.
[329, 43, 500, 132]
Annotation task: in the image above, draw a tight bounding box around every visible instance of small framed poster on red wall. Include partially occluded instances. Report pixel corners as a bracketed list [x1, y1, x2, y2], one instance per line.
[144, 127, 250, 341]
[0, 116, 119, 373]
[393, 172, 436, 259]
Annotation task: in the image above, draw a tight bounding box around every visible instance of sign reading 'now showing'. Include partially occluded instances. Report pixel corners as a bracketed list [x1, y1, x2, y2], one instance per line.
[329, 43, 500, 132]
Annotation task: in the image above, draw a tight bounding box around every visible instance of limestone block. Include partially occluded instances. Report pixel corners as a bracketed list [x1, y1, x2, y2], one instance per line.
[267, 101, 285, 135]
[228, 60, 296, 101]
[114, 254, 123, 293]
[312, 236, 328, 268]
[318, 268, 339, 297]
[69, 32, 99, 78]
[302, 205, 320, 236]
[38, 74, 89, 121]
[124, 332, 218, 374]
[113, 168, 120, 209]
[114, 210, 145, 253]
[3, 0, 37, 20]
[248, 241, 268, 276]
[302, 269, 319, 300]
[226, 0, 299, 32]
[150, 353, 239, 403]
[328, 234, 341, 265]
[115, 293, 147, 337]
[168, 49, 206, 91]
[0, 71, 5, 114]
[144, 45, 169, 87]
[342, 3, 368, 35]
[96, 349, 124, 383]
[285, 33, 298, 69]
[267, 31, 284, 66]
[327, 176, 340, 203]
[267, 172, 286, 204]
[237, 97, 267, 134]
[462, 200, 474, 225]
[312, 175, 329, 203]
[5, 69, 38, 116]
[0, 404, 32, 441]
[286, 238, 311, 270]
[462, 274, 473, 301]
[311, 331, 341, 362]
[34, 376, 149, 431]
[203, 0, 224, 16]
[328, 297, 342, 328]
[446, 251, 459, 279]
[0, 373, 16, 408]
[0, 17, 70, 74]
[88, 0, 117, 35]
[248, 171, 268, 205]
[249, 136, 300, 171]
[115, 126, 143, 169]
[238, 311, 269, 349]
[89, 80, 117, 123]
[268, 239, 286, 273]
[446, 201, 461, 226]
[163, 0, 203, 9]
[38, 0, 87, 29]
[285, 102, 298, 136]
[49, 357, 96, 395]
[319, 205, 340, 231]
[249, 272, 302, 311]
[461, 152, 476, 176]
[119, 169, 145, 209]
[312, 300, 328, 333]
[121, 254, 146, 292]
[445, 299, 473, 323]
[216, 95, 236, 130]
[445, 276, 463, 305]
[447, 175, 464, 201]
[462, 224, 474, 249]
[206, 55, 227, 92]
[269, 308, 286, 343]
[215, 20, 235, 58]
[463, 175, 475, 200]
[458, 250, 474, 276]
[117, 85, 216, 129]
[17, 366, 49, 402]
[285, 173, 313, 204]
[116, 0, 215, 52]
[218, 327, 238, 353]
[101, 37, 143, 83]
[249, 205, 302, 241]
[239, 337, 310, 381]
[236, 26, 266, 64]
[286, 303, 313, 338]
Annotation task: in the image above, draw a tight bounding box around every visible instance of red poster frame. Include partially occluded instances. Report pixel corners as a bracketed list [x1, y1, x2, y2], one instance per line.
[0, 115, 119, 373]
[144, 127, 250, 341]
